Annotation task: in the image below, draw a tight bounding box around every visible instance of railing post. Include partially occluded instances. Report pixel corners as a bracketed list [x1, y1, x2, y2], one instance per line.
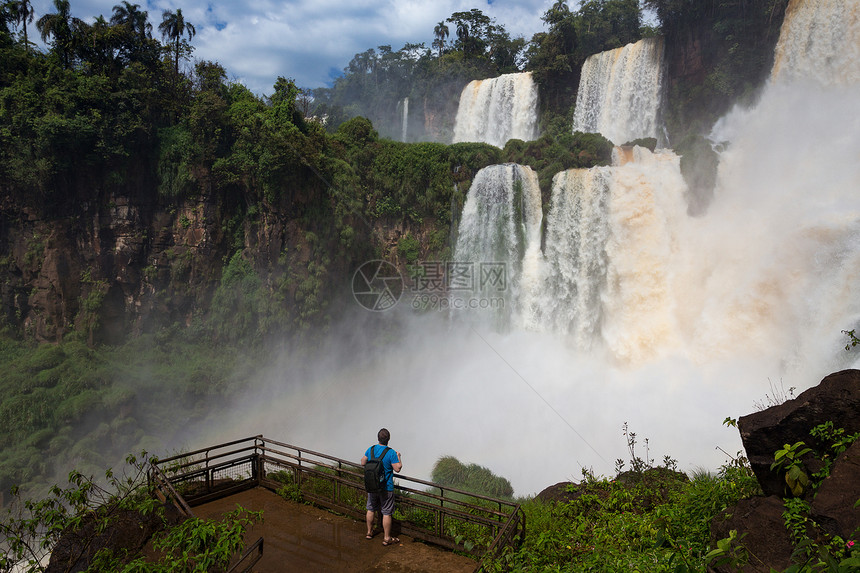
[438, 486, 445, 538]
[205, 448, 211, 492]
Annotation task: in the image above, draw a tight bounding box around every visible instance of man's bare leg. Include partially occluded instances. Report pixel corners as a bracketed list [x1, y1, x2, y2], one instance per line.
[366, 510, 375, 537]
[382, 514, 392, 539]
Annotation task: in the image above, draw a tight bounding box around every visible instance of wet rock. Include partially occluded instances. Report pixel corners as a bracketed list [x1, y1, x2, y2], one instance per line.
[709, 495, 793, 573]
[737, 369, 860, 497]
[809, 440, 860, 539]
[535, 481, 579, 504]
[46, 503, 183, 573]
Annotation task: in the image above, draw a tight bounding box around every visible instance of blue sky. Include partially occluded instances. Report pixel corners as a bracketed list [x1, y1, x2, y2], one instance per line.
[25, 0, 557, 94]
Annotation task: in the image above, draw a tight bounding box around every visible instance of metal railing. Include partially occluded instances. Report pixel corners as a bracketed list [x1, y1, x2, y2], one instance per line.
[149, 436, 265, 572]
[227, 536, 264, 573]
[149, 435, 525, 567]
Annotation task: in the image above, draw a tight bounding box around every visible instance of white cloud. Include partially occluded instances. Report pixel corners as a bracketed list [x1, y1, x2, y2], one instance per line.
[29, 0, 555, 94]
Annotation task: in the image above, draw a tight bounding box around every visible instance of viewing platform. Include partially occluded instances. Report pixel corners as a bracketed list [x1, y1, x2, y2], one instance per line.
[148, 436, 525, 572]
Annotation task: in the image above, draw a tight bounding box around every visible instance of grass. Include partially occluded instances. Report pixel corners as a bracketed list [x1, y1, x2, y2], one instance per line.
[489, 461, 763, 572]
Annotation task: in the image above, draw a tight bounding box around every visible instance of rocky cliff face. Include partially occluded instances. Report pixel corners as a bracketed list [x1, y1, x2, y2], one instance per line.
[658, 2, 789, 140]
[0, 6, 789, 344]
[0, 169, 441, 344]
[0, 185, 225, 343]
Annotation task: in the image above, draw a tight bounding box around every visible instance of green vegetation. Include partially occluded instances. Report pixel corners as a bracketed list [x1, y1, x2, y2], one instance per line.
[313, 1, 650, 140]
[643, 0, 789, 140]
[488, 463, 757, 572]
[0, 454, 262, 572]
[312, 8, 526, 141]
[0, 331, 251, 500]
[527, 0, 644, 118]
[767, 423, 860, 572]
[432, 456, 514, 499]
[0, 2, 812, 569]
[0, 0, 790, 347]
[3, 419, 858, 572]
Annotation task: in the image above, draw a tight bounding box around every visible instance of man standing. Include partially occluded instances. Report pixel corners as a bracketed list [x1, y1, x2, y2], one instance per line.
[361, 428, 402, 545]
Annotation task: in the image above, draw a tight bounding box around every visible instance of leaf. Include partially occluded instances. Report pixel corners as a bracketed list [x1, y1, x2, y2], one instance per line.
[704, 548, 725, 561]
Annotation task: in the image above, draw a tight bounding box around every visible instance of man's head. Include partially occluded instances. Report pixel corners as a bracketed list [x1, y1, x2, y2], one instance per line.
[378, 428, 390, 445]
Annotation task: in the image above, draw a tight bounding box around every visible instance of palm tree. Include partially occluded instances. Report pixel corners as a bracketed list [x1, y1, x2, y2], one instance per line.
[77, 15, 116, 73]
[111, 1, 151, 39]
[433, 20, 448, 57]
[36, 0, 82, 67]
[9, 0, 34, 52]
[158, 8, 195, 75]
[455, 20, 469, 45]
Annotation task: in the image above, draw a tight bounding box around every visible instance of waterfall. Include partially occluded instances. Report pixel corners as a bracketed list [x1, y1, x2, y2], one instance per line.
[451, 1, 860, 370]
[452, 72, 539, 148]
[248, 0, 860, 497]
[453, 164, 542, 324]
[523, 146, 688, 361]
[771, 0, 860, 85]
[571, 37, 664, 145]
[400, 97, 409, 142]
[529, 167, 612, 344]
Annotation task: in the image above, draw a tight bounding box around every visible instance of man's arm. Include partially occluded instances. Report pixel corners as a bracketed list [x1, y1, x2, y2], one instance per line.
[361, 455, 368, 466]
[392, 451, 402, 473]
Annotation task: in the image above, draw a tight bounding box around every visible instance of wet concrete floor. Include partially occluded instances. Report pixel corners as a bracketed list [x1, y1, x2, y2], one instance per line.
[194, 488, 478, 573]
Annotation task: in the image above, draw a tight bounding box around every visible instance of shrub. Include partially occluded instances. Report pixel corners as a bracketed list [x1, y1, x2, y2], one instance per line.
[431, 456, 514, 499]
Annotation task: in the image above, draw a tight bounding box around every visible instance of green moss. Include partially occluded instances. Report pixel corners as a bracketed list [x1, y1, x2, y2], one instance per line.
[397, 233, 420, 264]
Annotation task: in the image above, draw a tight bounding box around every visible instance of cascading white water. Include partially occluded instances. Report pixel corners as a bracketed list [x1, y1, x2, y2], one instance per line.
[400, 97, 409, 142]
[452, 72, 539, 148]
[519, 0, 860, 368]
[526, 167, 611, 344]
[771, 0, 860, 85]
[524, 147, 688, 362]
[572, 37, 664, 145]
[453, 164, 542, 323]
[224, 0, 860, 498]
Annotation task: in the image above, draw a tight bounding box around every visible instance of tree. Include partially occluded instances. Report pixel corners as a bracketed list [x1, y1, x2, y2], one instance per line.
[110, 1, 159, 67]
[8, 0, 33, 52]
[111, 1, 151, 39]
[76, 14, 120, 74]
[36, 0, 83, 68]
[574, 0, 641, 59]
[454, 19, 469, 50]
[158, 7, 195, 75]
[433, 20, 448, 57]
[446, 9, 499, 59]
[544, 0, 571, 26]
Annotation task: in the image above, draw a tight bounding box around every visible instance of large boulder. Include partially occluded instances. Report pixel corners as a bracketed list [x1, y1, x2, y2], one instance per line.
[809, 439, 860, 538]
[737, 369, 860, 497]
[46, 503, 183, 573]
[535, 481, 580, 504]
[711, 370, 860, 571]
[709, 495, 794, 573]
